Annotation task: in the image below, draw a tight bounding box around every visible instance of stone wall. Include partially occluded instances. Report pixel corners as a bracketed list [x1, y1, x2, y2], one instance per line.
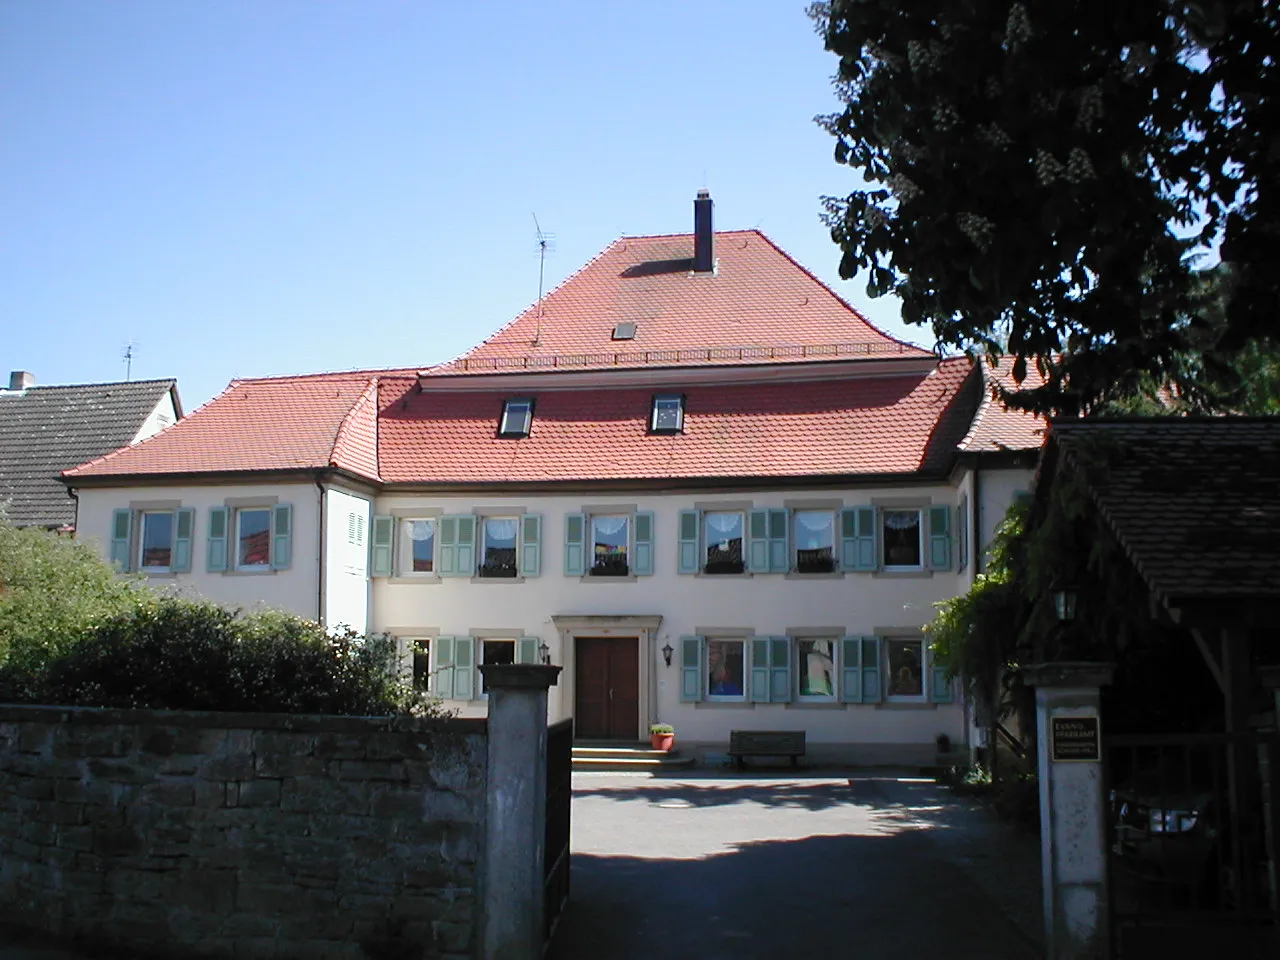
[0, 705, 487, 960]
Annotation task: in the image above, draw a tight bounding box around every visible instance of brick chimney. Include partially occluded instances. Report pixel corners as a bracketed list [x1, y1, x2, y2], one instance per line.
[693, 189, 714, 273]
[8, 371, 34, 390]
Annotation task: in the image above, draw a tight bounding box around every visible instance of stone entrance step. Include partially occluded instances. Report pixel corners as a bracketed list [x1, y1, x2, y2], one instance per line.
[572, 742, 696, 771]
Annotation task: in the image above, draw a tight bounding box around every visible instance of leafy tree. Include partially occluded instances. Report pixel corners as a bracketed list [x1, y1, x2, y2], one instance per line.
[0, 515, 145, 669]
[811, 1, 1279, 414]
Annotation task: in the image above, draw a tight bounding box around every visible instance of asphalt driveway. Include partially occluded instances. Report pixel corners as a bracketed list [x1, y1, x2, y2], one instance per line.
[547, 770, 1042, 960]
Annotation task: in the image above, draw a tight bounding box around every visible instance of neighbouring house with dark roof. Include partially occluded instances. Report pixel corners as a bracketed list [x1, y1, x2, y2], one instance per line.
[60, 192, 1046, 764]
[0, 371, 181, 530]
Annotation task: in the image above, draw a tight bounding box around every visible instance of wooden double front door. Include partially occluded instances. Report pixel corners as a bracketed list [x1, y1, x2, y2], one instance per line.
[575, 637, 639, 740]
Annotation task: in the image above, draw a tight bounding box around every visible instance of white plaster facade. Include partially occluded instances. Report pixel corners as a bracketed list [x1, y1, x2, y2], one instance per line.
[74, 481, 326, 620]
[371, 480, 996, 765]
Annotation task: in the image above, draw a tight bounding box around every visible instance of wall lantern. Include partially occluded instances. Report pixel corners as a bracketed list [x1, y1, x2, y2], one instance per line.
[1052, 586, 1078, 623]
[538, 641, 551, 665]
[661, 642, 674, 668]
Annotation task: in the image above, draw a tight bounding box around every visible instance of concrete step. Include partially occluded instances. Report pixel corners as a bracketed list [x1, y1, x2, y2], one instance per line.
[571, 743, 696, 771]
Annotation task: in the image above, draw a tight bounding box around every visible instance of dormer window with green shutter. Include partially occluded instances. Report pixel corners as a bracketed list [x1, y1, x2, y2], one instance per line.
[499, 398, 534, 437]
[650, 394, 684, 434]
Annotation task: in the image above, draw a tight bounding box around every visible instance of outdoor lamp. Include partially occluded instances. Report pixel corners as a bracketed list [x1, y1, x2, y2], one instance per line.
[1052, 586, 1078, 623]
[662, 642, 674, 667]
[538, 641, 550, 665]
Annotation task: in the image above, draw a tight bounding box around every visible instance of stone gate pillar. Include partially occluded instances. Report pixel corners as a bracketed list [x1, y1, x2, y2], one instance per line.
[479, 663, 561, 960]
[1023, 661, 1115, 960]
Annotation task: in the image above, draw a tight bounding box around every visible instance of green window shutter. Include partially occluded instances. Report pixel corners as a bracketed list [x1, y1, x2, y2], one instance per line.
[769, 636, 792, 702]
[517, 636, 540, 664]
[109, 509, 133, 571]
[679, 635, 703, 702]
[371, 515, 394, 577]
[438, 516, 458, 575]
[271, 504, 293, 570]
[750, 637, 771, 703]
[633, 511, 655, 576]
[172, 507, 195, 573]
[520, 514, 542, 577]
[957, 498, 969, 572]
[439, 515, 474, 577]
[678, 510, 701, 574]
[767, 510, 788, 572]
[747, 509, 769, 573]
[861, 636, 883, 703]
[929, 647, 955, 703]
[435, 636, 456, 699]
[928, 505, 952, 571]
[207, 506, 229, 573]
[564, 513, 586, 576]
[840, 635, 863, 703]
[857, 507, 877, 570]
[454, 636, 476, 700]
[456, 516, 477, 577]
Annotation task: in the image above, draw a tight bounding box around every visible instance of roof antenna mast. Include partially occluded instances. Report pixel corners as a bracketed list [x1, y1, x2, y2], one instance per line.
[532, 214, 555, 345]
[122, 340, 138, 381]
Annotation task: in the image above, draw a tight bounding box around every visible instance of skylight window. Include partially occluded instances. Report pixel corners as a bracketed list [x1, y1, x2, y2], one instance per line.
[612, 322, 637, 341]
[499, 398, 534, 437]
[650, 394, 684, 434]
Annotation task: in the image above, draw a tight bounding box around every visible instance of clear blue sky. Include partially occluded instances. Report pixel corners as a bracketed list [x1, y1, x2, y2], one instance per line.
[0, 1, 926, 412]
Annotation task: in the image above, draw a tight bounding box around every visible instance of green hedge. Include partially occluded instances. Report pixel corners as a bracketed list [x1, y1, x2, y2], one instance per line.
[0, 596, 438, 716]
[0, 518, 440, 716]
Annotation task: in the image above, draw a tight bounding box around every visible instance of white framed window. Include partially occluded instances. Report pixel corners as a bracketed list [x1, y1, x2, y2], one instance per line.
[400, 518, 436, 574]
[703, 511, 745, 574]
[235, 507, 273, 570]
[795, 636, 837, 701]
[650, 393, 684, 433]
[705, 638, 746, 701]
[478, 517, 520, 578]
[137, 511, 175, 572]
[886, 637, 926, 701]
[882, 509, 923, 571]
[792, 509, 837, 574]
[499, 398, 533, 437]
[589, 515, 630, 576]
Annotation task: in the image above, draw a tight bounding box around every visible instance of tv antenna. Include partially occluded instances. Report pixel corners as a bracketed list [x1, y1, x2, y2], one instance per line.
[122, 340, 139, 381]
[532, 214, 555, 345]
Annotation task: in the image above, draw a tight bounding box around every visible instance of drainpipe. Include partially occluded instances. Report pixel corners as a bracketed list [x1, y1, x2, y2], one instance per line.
[315, 476, 326, 625]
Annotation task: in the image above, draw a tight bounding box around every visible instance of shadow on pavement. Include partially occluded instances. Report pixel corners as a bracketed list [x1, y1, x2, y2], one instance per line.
[546, 830, 1038, 960]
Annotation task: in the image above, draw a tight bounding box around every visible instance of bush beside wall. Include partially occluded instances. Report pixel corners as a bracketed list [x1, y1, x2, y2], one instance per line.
[0, 706, 487, 960]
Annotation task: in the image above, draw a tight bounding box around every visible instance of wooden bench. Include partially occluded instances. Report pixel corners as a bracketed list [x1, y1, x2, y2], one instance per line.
[728, 730, 806, 770]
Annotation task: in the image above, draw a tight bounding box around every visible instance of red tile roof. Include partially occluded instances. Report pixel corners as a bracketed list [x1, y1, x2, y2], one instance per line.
[377, 358, 977, 484]
[62, 371, 409, 481]
[428, 230, 929, 376]
[957, 356, 1049, 453]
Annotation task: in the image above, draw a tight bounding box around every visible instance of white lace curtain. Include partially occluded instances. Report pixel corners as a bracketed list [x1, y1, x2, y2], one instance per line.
[592, 516, 628, 537]
[405, 520, 434, 541]
[883, 511, 920, 530]
[794, 511, 833, 549]
[705, 513, 742, 537]
[484, 518, 518, 545]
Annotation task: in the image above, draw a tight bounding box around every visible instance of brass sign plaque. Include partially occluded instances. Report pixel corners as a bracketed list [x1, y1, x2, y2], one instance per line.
[1051, 716, 1100, 762]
